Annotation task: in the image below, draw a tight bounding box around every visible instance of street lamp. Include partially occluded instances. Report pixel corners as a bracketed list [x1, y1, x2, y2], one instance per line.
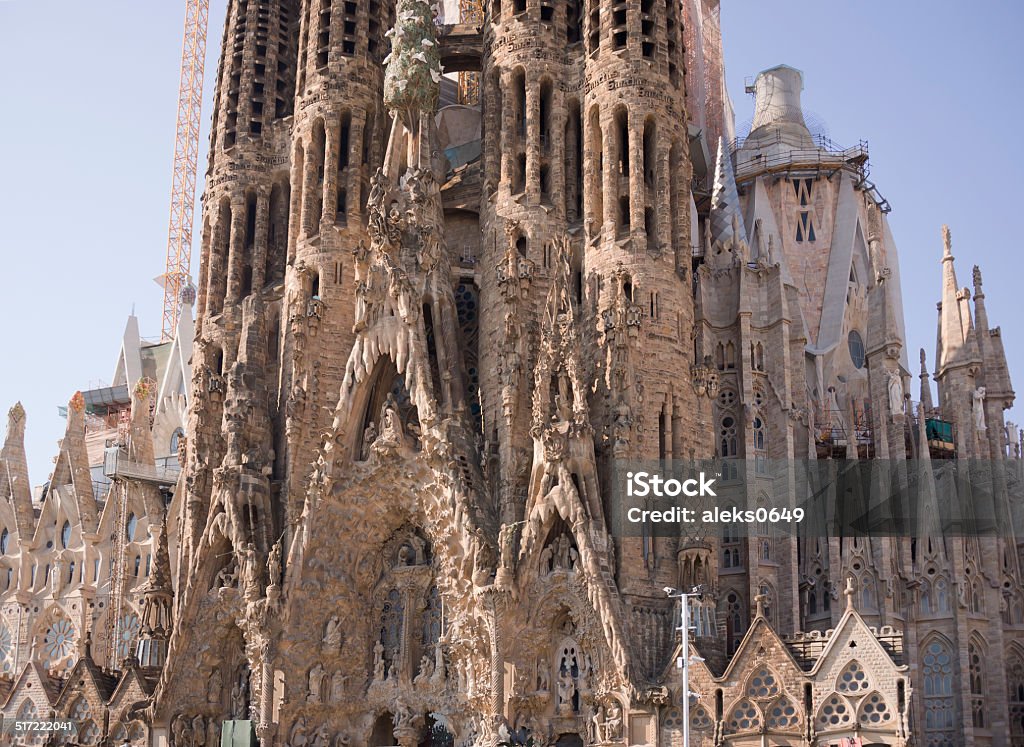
[664, 586, 706, 747]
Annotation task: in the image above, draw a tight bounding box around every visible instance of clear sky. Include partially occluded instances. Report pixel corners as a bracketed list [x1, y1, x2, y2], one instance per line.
[0, 1, 1021, 484]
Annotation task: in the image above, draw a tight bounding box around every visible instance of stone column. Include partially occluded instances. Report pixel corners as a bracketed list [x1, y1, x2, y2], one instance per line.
[288, 142, 305, 263]
[226, 195, 247, 304]
[525, 79, 540, 203]
[323, 118, 340, 227]
[252, 190, 271, 291]
[602, 111, 616, 238]
[629, 114, 644, 243]
[348, 109, 367, 224]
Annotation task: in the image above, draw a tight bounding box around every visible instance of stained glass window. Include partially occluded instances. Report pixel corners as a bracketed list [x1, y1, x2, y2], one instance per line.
[922, 638, 955, 742]
[117, 613, 141, 661]
[42, 617, 77, 671]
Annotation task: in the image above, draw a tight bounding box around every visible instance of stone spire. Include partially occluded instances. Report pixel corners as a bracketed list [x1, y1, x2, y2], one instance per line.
[707, 137, 747, 266]
[136, 522, 173, 669]
[936, 225, 981, 376]
[382, 0, 443, 173]
[52, 392, 98, 531]
[1, 402, 35, 539]
[127, 378, 156, 467]
[972, 264, 1015, 404]
[919, 349, 934, 412]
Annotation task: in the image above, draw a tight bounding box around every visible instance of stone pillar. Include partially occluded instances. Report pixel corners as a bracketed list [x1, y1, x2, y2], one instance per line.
[226, 195, 247, 304]
[323, 118, 340, 227]
[252, 190, 271, 291]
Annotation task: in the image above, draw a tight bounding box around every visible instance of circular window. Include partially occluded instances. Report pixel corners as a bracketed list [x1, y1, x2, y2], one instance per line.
[848, 330, 865, 369]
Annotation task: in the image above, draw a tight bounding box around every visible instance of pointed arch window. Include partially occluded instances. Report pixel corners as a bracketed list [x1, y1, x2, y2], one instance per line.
[793, 179, 817, 243]
[922, 638, 956, 740]
[720, 415, 738, 458]
[969, 640, 985, 728]
[1008, 651, 1024, 739]
[1, 527, 9, 555]
[61, 520, 71, 549]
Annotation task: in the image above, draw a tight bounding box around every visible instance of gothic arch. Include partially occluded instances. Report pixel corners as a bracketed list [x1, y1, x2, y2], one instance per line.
[814, 692, 853, 733]
[724, 696, 763, 734]
[856, 691, 894, 728]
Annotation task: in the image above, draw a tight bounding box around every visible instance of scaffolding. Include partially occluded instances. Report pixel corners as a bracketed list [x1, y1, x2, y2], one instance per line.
[815, 398, 875, 460]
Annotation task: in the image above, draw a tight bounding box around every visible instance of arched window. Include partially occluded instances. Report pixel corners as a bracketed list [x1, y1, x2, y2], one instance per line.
[722, 590, 746, 655]
[126, 513, 137, 542]
[0, 527, 9, 555]
[1008, 651, 1024, 739]
[969, 640, 985, 728]
[61, 520, 71, 549]
[720, 415, 738, 458]
[133, 555, 141, 577]
[922, 638, 956, 740]
[170, 428, 184, 455]
[848, 330, 865, 369]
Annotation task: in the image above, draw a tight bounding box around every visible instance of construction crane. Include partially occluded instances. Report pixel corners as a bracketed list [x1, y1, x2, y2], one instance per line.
[160, 0, 210, 342]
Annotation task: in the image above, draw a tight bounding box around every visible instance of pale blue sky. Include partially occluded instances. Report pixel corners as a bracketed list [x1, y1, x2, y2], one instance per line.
[0, 1, 1021, 483]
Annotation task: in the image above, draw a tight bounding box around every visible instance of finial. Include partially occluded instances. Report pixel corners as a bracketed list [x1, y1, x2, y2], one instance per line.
[919, 348, 927, 373]
[754, 593, 766, 618]
[941, 225, 953, 259]
[7, 402, 25, 425]
[844, 576, 856, 611]
[69, 391, 85, 414]
[84, 630, 93, 659]
[972, 265, 984, 296]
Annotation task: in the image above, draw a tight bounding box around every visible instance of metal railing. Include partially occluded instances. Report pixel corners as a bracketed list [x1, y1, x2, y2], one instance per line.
[102, 448, 181, 486]
[729, 131, 870, 183]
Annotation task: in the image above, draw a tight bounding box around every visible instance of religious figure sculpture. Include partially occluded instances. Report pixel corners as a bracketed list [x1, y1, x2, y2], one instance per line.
[557, 669, 576, 714]
[308, 663, 324, 702]
[973, 387, 987, 431]
[323, 616, 344, 652]
[887, 370, 904, 416]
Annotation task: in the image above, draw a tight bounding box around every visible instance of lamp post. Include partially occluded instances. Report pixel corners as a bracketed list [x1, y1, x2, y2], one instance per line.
[665, 585, 705, 747]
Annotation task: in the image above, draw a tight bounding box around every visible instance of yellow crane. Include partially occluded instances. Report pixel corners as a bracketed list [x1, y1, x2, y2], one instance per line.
[160, 0, 210, 342]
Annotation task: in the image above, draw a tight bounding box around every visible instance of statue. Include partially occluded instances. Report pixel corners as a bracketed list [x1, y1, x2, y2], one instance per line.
[312, 726, 331, 747]
[380, 394, 401, 437]
[230, 668, 249, 719]
[361, 421, 378, 460]
[323, 616, 344, 651]
[308, 663, 324, 702]
[605, 703, 622, 740]
[268, 540, 282, 588]
[207, 668, 223, 704]
[592, 705, 607, 743]
[973, 387, 987, 431]
[192, 716, 206, 747]
[414, 653, 434, 685]
[557, 669, 577, 713]
[886, 370, 904, 416]
[289, 719, 308, 747]
[330, 670, 346, 702]
[171, 715, 190, 747]
[498, 523, 516, 570]
[373, 640, 386, 681]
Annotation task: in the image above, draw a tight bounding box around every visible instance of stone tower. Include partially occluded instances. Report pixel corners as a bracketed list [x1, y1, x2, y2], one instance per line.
[9, 3, 1024, 747]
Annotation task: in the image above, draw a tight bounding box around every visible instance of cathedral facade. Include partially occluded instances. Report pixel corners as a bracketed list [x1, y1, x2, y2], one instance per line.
[2, 1, 1024, 746]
